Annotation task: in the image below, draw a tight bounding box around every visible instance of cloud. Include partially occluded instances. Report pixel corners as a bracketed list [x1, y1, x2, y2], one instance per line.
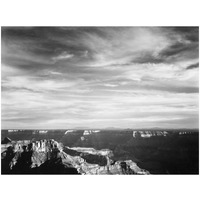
[186, 62, 199, 70]
[103, 83, 119, 88]
[49, 71, 62, 75]
[1, 27, 199, 129]
[52, 51, 74, 62]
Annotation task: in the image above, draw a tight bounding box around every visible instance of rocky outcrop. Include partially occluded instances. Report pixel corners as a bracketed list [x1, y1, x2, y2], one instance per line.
[1, 139, 78, 174]
[133, 130, 169, 138]
[64, 147, 149, 175]
[1, 137, 12, 144]
[1, 139, 150, 175]
[83, 130, 100, 136]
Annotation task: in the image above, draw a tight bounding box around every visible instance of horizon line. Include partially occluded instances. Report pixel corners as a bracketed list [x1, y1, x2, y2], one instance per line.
[1, 128, 199, 130]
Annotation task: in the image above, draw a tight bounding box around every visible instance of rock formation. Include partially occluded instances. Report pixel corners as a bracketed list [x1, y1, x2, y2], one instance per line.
[1, 138, 149, 175]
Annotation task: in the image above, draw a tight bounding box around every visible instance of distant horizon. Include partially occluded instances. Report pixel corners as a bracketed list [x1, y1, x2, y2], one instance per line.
[1, 27, 199, 129]
[1, 127, 199, 131]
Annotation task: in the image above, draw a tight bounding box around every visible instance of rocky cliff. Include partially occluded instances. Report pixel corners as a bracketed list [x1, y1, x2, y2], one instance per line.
[1, 138, 149, 175]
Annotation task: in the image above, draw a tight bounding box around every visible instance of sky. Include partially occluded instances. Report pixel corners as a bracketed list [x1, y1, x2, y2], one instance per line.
[1, 27, 199, 129]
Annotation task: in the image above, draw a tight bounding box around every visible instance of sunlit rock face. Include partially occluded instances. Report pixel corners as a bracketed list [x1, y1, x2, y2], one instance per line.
[83, 130, 100, 136]
[133, 130, 169, 138]
[8, 130, 18, 133]
[1, 138, 149, 175]
[64, 130, 74, 135]
[132, 130, 194, 138]
[83, 130, 91, 136]
[179, 131, 192, 135]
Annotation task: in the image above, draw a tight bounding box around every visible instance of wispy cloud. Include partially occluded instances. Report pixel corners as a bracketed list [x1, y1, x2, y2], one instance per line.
[52, 51, 74, 62]
[1, 27, 199, 129]
[186, 62, 199, 70]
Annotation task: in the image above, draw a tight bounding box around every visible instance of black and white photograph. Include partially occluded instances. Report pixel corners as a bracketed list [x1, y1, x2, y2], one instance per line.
[0, 1, 200, 200]
[1, 26, 199, 175]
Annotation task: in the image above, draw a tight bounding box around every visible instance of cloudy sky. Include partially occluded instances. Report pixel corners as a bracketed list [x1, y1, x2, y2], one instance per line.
[1, 27, 199, 129]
